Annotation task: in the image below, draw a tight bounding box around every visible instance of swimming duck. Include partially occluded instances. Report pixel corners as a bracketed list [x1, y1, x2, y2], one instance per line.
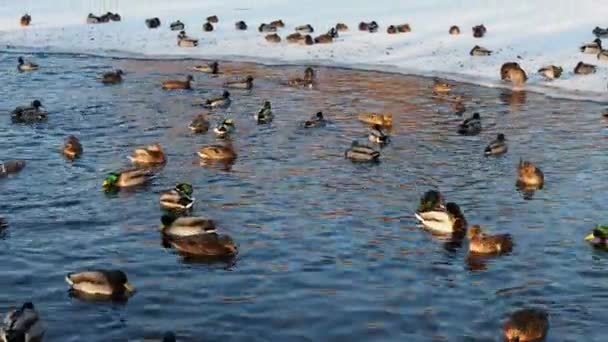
[20, 14, 31, 26]
[161, 214, 215, 237]
[467, 225, 513, 254]
[580, 38, 602, 54]
[484, 133, 507, 156]
[302, 112, 327, 128]
[368, 124, 390, 145]
[161, 331, 177, 342]
[235, 21, 247, 30]
[517, 159, 544, 189]
[207, 15, 219, 24]
[203, 90, 231, 109]
[502, 308, 549, 342]
[0, 160, 26, 177]
[359, 21, 379, 33]
[345, 141, 380, 162]
[414, 202, 466, 235]
[177, 31, 199, 47]
[501, 63, 527, 86]
[432, 79, 452, 93]
[63, 135, 83, 160]
[288, 67, 316, 88]
[255, 101, 273, 124]
[214, 119, 235, 138]
[224, 75, 254, 89]
[258, 23, 278, 33]
[457, 113, 481, 136]
[66, 270, 135, 298]
[358, 112, 393, 127]
[449, 25, 460, 35]
[270, 19, 285, 28]
[538, 65, 563, 80]
[593, 26, 608, 38]
[574, 61, 597, 75]
[584, 225, 608, 248]
[128, 143, 166, 165]
[265, 33, 281, 43]
[417, 190, 445, 213]
[101, 69, 123, 84]
[203, 22, 214, 32]
[169, 232, 238, 258]
[193, 61, 219, 74]
[170, 20, 185, 31]
[335, 23, 349, 32]
[17, 57, 38, 71]
[162, 75, 193, 90]
[472, 24, 486, 38]
[470, 45, 492, 56]
[189, 114, 209, 133]
[198, 143, 237, 161]
[296, 24, 314, 33]
[0, 302, 46, 342]
[145, 17, 161, 29]
[160, 183, 195, 212]
[102, 168, 155, 190]
[11, 100, 48, 123]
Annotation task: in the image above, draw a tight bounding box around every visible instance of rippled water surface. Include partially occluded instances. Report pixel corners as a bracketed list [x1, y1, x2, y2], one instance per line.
[1, 52, 608, 341]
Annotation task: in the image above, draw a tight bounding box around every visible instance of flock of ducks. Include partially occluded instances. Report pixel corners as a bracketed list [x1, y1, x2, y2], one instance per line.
[5, 12, 607, 342]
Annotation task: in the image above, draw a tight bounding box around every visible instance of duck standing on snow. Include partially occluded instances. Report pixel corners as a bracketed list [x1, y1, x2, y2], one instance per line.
[286, 32, 314, 45]
[225, 75, 254, 89]
[574, 61, 596, 75]
[369, 124, 390, 145]
[449, 25, 460, 35]
[189, 114, 209, 133]
[177, 31, 198, 47]
[414, 202, 467, 235]
[359, 21, 379, 33]
[145, 17, 161, 29]
[0, 302, 46, 342]
[517, 159, 544, 189]
[20, 14, 31, 26]
[235, 21, 247, 30]
[580, 38, 602, 54]
[255, 101, 273, 124]
[214, 119, 235, 138]
[484, 133, 507, 156]
[470, 45, 492, 56]
[162, 75, 193, 89]
[160, 183, 195, 212]
[207, 15, 219, 23]
[66, 270, 135, 299]
[63, 135, 83, 160]
[295, 24, 314, 33]
[288, 67, 315, 88]
[203, 22, 214, 32]
[472, 24, 486, 38]
[593, 26, 608, 38]
[170, 20, 185, 31]
[538, 65, 563, 80]
[502, 309, 549, 342]
[193, 61, 219, 74]
[128, 143, 166, 165]
[203, 90, 231, 109]
[101, 69, 123, 84]
[17, 57, 38, 71]
[585, 225, 608, 248]
[458, 113, 481, 136]
[302, 112, 327, 128]
[467, 225, 513, 254]
[11, 100, 48, 123]
[265, 33, 281, 43]
[345, 141, 380, 162]
[259, 23, 278, 33]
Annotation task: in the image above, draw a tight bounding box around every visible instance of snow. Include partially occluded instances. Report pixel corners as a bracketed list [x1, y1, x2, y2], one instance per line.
[1, 0, 608, 101]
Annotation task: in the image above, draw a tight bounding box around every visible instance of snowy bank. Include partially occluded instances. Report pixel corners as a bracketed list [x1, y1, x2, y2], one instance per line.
[2, 0, 608, 101]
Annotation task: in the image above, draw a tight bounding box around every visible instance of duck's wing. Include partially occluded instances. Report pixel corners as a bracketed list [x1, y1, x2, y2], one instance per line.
[414, 211, 454, 233]
[121, 168, 155, 181]
[170, 235, 236, 256]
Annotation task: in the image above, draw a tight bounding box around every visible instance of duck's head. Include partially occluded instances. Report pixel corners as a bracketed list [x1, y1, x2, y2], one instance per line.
[161, 214, 178, 227]
[222, 118, 234, 126]
[586, 225, 608, 241]
[246, 75, 254, 83]
[186, 75, 194, 82]
[316, 111, 324, 119]
[263, 100, 271, 109]
[222, 90, 231, 98]
[467, 225, 483, 240]
[107, 270, 134, 292]
[328, 27, 338, 38]
[303, 35, 314, 45]
[147, 143, 163, 152]
[446, 202, 463, 219]
[418, 190, 443, 212]
[116, 69, 124, 76]
[472, 113, 480, 120]
[32, 100, 43, 109]
[163, 331, 176, 342]
[175, 182, 193, 196]
[518, 159, 536, 174]
[18, 57, 24, 65]
[497, 133, 506, 142]
[102, 173, 119, 189]
[305, 67, 315, 80]
[595, 38, 603, 47]
[21, 302, 34, 311]
[211, 61, 219, 72]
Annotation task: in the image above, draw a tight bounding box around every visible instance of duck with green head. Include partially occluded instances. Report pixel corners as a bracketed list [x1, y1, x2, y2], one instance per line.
[585, 225, 608, 248]
[414, 202, 466, 235]
[214, 118, 235, 138]
[160, 183, 195, 212]
[102, 169, 155, 190]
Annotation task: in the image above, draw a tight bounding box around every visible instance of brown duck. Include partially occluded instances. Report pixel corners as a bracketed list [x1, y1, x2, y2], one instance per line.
[101, 70, 123, 84]
[503, 308, 549, 342]
[467, 225, 513, 254]
[63, 135, 83, 160]
[162, 75, 193, 90]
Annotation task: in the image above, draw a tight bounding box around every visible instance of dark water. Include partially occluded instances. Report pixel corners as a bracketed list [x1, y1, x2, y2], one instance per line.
[1, 52, 607, 341]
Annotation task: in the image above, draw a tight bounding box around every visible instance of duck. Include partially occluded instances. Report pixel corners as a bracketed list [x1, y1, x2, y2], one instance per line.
[387, 25, 398, 34]
[397, 24, 411, 33]
[417, 190, 445, 213]
[359, 21, 379, 33]
[177, 31, 198, 47]
[593, 26, 608, 38]
[102, 168, 155, 190]
[269, 19, 285, 28]
[472, 24, 486, 38]
[0, 160, 26, 177]
[20, 14, 31, 26]
[193, 61, 219, 74]
[517, 159, 544, 189]
[501, 63, 527, 86]
[288, 67, 315, 88]
[203, 22, 214, 32]
[265, 33, 281, 43]
[467, 225, 513, 254]
[162, 331, 177, 342]
[335, 23, 348, 32]
[457, 113, 481, 136]
[286, 32, 314, 45]
[449, 25, 460, 35]
[470, 45, 492, 56]
[0, 302, 46, 342]
[203, 90, 231, 109]
[580, 38, 602, 54]
[170, 20, 185, 31]
[258, 23, 278, 33]
[484, 133, 507, 156]
[101, 69, 123, 84]
[368, 125, 390, 145]
[63, 135, 83, 160]
[314, 32, 333, 44]
[214, 119, 235, 138]
[224, 75, 254, 89]
[358, 112, 393, 127]
[235, 20, 247, 30]
[415, 202, 466, 235]
[11, 100, 48, 123]
[295, 24, 314, 33]
[502, 309, 549, 342]
[189, 114, 210, 133]
[597, 50, 608, 61]
[432, 79, 452, 93]
[302, 112, 327, 128]
[574, 61, 597, 75]
[66, 270, 135, 298]
[0, 217, 6, 230]
[198, 143, 237, 161]
[162, 75, 193, 89]
[538, 65, 563, 80]
[160, 184, 195, 212]
[584, 225, 608, 248]
[128, 143, 166, 165]
[207, 15, 219, 23]
[17, 57, 38, 71]
[255, 101, 273, 124]
[87, 13, 102, 24]
[345, 141, 380, 162]
[145, 17, 161, 29]
[160, 214, 215, 237]
[169, 232, 238, 258]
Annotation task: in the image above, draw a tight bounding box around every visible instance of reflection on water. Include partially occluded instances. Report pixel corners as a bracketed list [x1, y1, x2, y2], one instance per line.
[1, 52, 607, 341]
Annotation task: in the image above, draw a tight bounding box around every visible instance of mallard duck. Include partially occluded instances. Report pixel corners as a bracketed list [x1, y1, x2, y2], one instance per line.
[145, 17, 161, 29]
[20, 14, 31, 26]
[417, 190, 445, 213]
[359, 21, 378, 33]
[303, 112, 327, 128]
[296, 24, 314, 33]
[414, 202, 466, 235]
[17, 57, 38, 71]
[102, 168, 155, 190]
[170, 20, 184, 31]
[66, 270, 135, 298]
[345, 141, 380, 162]
[449, 25, 460, 35]
[0, 302, 45, 342]
[593, 26, 608, 38]
[467, 225, 513, 254]
[169, 233, 238, 258]
[203, 22, 214, 32]
[472, 24, 486, 38]
[128, 143, 166, 165]
[207, 15, 219, 24]
[189, 114, 209, 133]
[198, 144, 237, 161]
[235, 21, 247, 30]
[584, 225, 608, 248]
[574, 61, 597, 75]
[458, 113, 481, 135]
[368, 124, 390, 145]
[286, 33, 314, 45]
[258, 23, 277, 33]
[177, 31, 198, 47]
[288, 67, 315, 88]
[193, 61, 219, 74]
[11, 100, 48, 123]
[265, 33, 281, 43]
[224, 75, 254, 89]
[335, 23, 348, 32]
[162, 75, 193, 90]
[517, 159, 544, 189]
[470, 45, 492, 56]
[538, 65, 563, 80]
[503, 309, 549, 342]
[86, 13, 101, 24]
[484, 133, 507, 156]
[213, 119, 235, 138]
[160, 183, 195, 212]
[0, 160, 26, 177]
[314, 33, 333, 44]
[161, 214, 215, 237]
[580, 38, 602, 54]
[452, 101, 466, 115]
[203, 90, 231, 109]
[63, 135, 83, 160]
[397, 24, 411, 33]
[269, 19, 285, 28]
[255, 101, 273, 124]
[101, 69, 123, 84]
[432, 79, 452, 93]
[598, 50, 608, 61]
[358, 112, 393, 127]
[387, 25, 398, 34]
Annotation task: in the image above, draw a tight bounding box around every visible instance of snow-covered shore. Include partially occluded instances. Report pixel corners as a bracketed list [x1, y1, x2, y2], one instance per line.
[2, 0, 608, 101]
